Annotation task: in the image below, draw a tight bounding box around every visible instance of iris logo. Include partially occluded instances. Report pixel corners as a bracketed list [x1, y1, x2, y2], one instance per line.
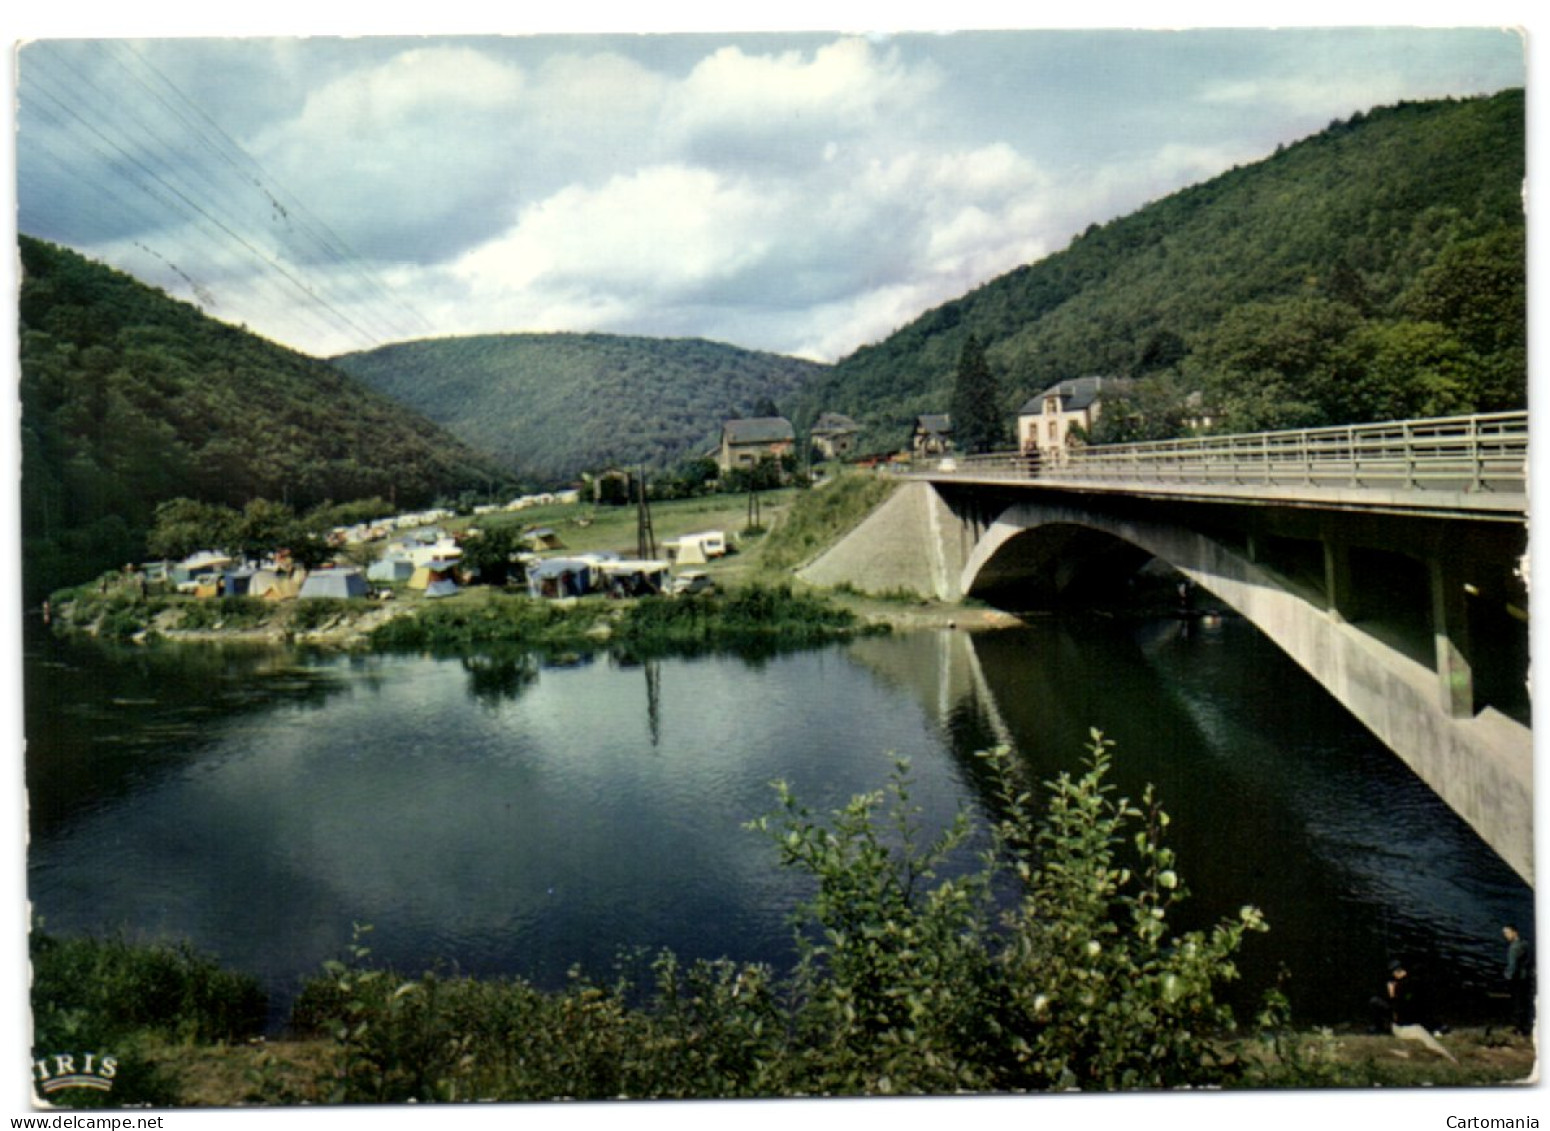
[32, 1052, 118, 1095]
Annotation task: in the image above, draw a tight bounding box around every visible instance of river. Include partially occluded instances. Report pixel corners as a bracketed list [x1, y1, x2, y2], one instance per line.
[24, 615, 1532, 1031]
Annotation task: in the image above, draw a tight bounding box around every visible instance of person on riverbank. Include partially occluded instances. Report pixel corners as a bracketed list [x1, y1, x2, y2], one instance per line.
[1372, 959, 1458, 1061]
[1502, 924, 1534, 1036]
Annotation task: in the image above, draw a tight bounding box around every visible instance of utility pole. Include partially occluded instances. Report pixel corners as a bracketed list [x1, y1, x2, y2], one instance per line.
[636, 465, 656, 560]
[746, 482, 762, 532]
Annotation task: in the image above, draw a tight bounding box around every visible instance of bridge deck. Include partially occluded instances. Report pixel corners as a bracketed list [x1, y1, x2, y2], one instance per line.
[909, 470, 1527, 520]
[907, 410, 1528, 520]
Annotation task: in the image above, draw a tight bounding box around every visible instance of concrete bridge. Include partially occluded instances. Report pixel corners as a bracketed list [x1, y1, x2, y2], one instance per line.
[801, 413, 1533, 883]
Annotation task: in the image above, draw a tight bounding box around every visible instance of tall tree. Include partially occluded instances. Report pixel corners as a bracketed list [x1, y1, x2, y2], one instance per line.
[949, 333, 1004, 454]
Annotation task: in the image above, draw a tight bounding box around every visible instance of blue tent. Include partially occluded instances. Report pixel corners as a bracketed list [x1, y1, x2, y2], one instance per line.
[526, 558, 597, 599]
[223, 567, 259, 596]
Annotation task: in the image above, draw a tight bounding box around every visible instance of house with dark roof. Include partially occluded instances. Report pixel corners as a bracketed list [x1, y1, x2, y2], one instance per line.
[911, 414, 953, 457]
[809, 412, 860, 461]
[717, 416, 796, 472]
[1017, 376, 1129, 459]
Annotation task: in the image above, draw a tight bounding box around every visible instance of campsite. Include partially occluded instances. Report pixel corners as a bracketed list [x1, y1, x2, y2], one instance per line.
[53, 484, 829, 649]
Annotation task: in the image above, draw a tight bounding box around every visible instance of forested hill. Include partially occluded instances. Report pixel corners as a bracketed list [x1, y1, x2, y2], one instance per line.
[332, 334, 830, 483]
[19, 235, 511, 602]
[792, 89, 1526, 451]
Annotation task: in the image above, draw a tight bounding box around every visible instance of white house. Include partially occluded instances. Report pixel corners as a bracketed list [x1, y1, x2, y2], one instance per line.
[1016, 376, 1128, 459]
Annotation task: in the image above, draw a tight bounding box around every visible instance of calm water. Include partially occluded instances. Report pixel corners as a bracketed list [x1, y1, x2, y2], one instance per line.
[24, 617, 1532, 1030]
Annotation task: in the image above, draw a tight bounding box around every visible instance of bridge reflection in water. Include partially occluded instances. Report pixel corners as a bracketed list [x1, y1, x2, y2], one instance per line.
[842, 620, 1531, 1026]
[804, 413, 1531, 884]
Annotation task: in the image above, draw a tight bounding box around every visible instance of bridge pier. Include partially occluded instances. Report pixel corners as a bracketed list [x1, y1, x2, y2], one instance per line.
[1430, 560, 1475, 719]
[1322, 542, 1360, 623]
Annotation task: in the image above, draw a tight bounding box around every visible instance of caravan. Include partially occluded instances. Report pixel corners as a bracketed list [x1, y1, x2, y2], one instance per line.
[663, 531, 728, 565]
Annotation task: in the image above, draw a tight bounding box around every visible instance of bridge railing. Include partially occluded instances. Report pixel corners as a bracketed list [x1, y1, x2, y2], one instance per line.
[911, 411, 1528, 495]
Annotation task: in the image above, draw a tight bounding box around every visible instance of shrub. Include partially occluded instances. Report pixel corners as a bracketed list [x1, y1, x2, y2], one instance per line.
[629, 583, 855, 642]
[30, 928, 266, 1107]
[365, 594, 586, 650]
[295, 733, 1269, 1100]
[980, 734, 1267, 1089]
[752, 736, 1268, 1094]
[30, 929, 267, 1044]
[177, 595, 270, 632]
[751, 758, 1001, 1094]
[54, 587, 167, 641]
[287, 597, 355, 634]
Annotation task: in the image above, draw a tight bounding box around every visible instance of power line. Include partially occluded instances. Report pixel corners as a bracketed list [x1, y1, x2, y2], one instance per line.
[110, 41, 438, 342]
[21, 63, 358, 348]
[21, 60, 385, 351]
[18, 40, 440, 353]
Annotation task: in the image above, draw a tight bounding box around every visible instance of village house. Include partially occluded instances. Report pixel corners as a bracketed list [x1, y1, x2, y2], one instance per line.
[809, 412, 860, 461]
[590, 467, 634, 506]
[717, 416, 795, 473]
[1017, 376, 1128, 460]
[911, 414, 953, 458]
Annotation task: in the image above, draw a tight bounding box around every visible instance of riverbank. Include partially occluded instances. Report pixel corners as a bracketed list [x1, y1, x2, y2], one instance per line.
[31, 871, 1538, 1107]
[44, 579, 891, 654]
[143, 1026, 1536, 1106]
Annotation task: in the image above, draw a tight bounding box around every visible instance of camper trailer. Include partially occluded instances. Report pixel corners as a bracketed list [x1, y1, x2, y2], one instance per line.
[663, 531, 728, 565]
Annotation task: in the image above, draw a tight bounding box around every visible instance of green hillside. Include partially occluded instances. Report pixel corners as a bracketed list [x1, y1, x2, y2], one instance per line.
[793, 90, 1526, 451]
[333, 333, 829, 484]
[19, 236, 512, 603]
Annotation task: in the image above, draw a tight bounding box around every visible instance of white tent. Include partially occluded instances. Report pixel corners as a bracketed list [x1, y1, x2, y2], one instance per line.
[368, 558, 415, 583]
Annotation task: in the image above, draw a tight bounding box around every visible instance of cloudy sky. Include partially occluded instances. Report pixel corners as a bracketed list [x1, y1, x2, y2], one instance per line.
[11, 23, 1529, 363]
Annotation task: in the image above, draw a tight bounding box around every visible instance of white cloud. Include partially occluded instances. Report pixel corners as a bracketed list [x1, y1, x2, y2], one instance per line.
[248, 46, 533, 262]
[455, 164, 775, 295]
[661, 37, 942, 171]
[516, 51, 673, 173]
[434, 128, 1060, 359]
[400, 36, 1062, 358]
[19, 30, 1523, 360]
[667, 37, 937, 139]
[1197, 73, 1415, 122]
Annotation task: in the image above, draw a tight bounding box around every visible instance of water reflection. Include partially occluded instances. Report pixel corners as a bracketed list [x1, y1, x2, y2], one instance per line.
[28, 637, 979, 1024]
[24, 621, 1532, 1032]
[460, 651, 540, 708]
[23, 636, 355, 839]
[864, 617, 1533, 1027]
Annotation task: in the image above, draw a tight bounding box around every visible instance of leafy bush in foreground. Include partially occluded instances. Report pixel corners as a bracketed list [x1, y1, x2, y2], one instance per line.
[30, 928, 267, 1106]
[298, 733, 1270, 1101]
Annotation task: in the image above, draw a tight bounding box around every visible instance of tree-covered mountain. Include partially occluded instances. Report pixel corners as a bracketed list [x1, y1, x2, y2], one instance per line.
[791, 90, 1526, 451]
[332, 334, 829, 484]
[19, 235, 512, 603]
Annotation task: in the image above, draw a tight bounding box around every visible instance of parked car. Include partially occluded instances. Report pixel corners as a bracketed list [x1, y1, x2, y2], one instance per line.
[670, 571, 715, 596]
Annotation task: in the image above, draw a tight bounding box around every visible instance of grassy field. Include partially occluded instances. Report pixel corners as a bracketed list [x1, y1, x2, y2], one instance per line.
[456, 489, 799, 561]
[451, 470, 898, 590]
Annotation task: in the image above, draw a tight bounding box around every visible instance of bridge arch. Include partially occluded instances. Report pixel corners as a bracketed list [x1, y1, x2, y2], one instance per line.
[961, 500, 1533, 885]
